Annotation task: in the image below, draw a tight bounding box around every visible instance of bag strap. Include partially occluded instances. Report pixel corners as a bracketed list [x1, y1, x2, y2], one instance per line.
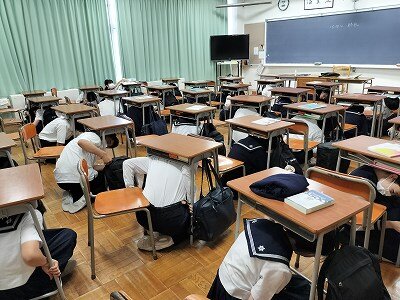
[317, 249, 336, 300]
[206, 158, 223, 188]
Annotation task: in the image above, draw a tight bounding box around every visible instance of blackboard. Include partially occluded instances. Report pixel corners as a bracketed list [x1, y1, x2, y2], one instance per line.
[265, 8, 400, 65]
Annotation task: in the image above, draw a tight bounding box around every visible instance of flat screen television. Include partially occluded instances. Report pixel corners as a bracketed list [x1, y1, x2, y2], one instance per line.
[210, 34, 250, 61]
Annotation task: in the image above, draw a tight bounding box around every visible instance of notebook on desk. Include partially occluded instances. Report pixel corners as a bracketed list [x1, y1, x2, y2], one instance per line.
[251, 117, 279, 125]
[368, 143, 400, 158]
[299, 103, 327, 110]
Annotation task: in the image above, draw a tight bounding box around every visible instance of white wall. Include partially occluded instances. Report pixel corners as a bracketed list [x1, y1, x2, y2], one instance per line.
[231, 0, 400, 92]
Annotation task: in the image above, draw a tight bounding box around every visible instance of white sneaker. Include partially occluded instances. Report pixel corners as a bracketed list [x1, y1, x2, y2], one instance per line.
[137, 234, 174, 251]
[68, 195, 87, 214]
[61, 191, 73, 212]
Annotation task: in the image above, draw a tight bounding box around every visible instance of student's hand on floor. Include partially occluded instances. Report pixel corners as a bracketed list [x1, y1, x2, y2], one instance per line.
[42, 259, 61, 279]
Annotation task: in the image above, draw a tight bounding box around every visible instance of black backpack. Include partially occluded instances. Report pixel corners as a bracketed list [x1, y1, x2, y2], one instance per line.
[201, 122, 226, 155]
[317, 245, 391, 300]
[269, 136, 303, 175]
[126, 106, 153, 136]
[345, 105, 368, 136]
[271, 96, 292, 118]
[0, 157, 18, 169]
[164, 91, 179, 107]
[104, 156, 128, 190]
[316, 142, 350, 173]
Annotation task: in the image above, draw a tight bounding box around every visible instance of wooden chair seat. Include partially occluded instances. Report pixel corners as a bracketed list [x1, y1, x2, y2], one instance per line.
[210, 101, 222, 107]
[0, 108, 21, 114]
[185, 294, 209, 300]
[343, 123, 357, 131]
[289, 138, 319, 151]
[6, 132, 20, 141]
[33, 146, 64, 159]
[160, 109, 170, 117]
[217, 155, 244, 173]
[356, 203, 386, 226]
[3, 118, 23, 125]
[94, 187, 150, 215]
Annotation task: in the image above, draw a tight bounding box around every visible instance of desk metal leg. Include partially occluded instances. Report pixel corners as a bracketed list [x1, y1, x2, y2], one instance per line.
[321, 115, 327, 143]
[124, 127, 132, 157]
[196, 116, 200, 135]
[350, 215, 357, 246]
[235, 195, 243, 239]
[266, 135, 273, 168]
[335, 150, 342, 172]
[228, 125, 233, 149]
[189, 163, 196, 245]
[142, 106, 146, 126]
[25, 204, 66, 300]
[371, 103, 378, 137]
[391, 124, 396, 140]
[71, 115, 77, 138]
[4, 150, 15, 167]
[309, 233, 324, 300]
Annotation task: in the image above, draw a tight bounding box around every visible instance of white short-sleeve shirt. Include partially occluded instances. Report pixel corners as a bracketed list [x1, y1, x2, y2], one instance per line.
[54, 132, 101, 183]
[0, 210, 43, 290]
[38, 117, 73, 144]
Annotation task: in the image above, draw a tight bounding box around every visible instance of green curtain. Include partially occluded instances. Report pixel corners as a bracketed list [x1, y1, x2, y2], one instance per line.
[0, 0, 115, 97]
[116, 0, 227, 81]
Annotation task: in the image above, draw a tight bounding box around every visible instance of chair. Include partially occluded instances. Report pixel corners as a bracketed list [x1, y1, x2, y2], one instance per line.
[293, 167, 387, 268]
[284, 119, 320, 169]
[296, 76, 330, 100]
[332, 65, 351, 77]
[19, 123, 64, 167]
[78, 159, 157, 280]
[184, 295, 209, 300]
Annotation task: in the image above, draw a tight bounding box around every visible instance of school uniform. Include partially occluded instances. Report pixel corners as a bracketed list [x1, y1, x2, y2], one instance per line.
[208, 219, 292, 300]
[38, 117, 73, 146]
[54, 132, 107, 203]
[122, 156, 191, 244]
[0, 209, 76, 299]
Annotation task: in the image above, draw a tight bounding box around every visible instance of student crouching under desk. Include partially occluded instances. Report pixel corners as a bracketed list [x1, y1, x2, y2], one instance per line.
[0, 208, 77, 299]
[54, 132, 119, 214]
[123, 156, 191, 251]
[38, 113, 73, 147]
[351, 165, 400, 263]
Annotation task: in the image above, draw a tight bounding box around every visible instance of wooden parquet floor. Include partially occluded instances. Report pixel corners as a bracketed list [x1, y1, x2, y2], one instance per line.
[6, 124, 400, 300]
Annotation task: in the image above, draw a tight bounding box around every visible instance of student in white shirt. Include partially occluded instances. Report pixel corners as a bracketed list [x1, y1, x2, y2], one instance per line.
[208, 219, 293, 300]
[54, 132, 118, 213]
[0, 209, 77, 299]
[122, 156, 191, 251]
[38, 114, 73, 146]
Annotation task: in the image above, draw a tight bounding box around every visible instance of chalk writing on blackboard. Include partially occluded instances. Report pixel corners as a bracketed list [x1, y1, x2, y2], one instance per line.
[329, 22, 359, 29]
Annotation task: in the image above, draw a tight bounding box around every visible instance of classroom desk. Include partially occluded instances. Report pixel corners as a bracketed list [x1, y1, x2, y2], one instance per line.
[256, 78, 285, 94]
[333, 76, 374, 93]
[270, 87, 310, 103]
[79, 85, 100, 99]
[228, 167, 369, 300]
[168, 104, 216, 134]
[225, 115, 293, 167]
[277, 73, 312, 87]
[284, 102, 345, 142]
[219, 76, 243, 85]
[334, 93, 386, 137]
[27, 96, 61, 110]
[51, 104, 96, 137]
[259, 74, 280, 79]
[78, 115, 134, 157]
[333, 135, 400, 172]
[305, 81, 341, 103]
[0, 132, 16, 167]
[228, 95, 273, 118]
[367, 85, 400, 95]
[184, 80, 210, 89]
[22, 90, 46, 98]
[219, 84, 251, 101]
[181, 88, 212, 106]
[146, 85, 175, 107]
[139, 133, 221, 244]
[122, 95, 161, 126]
[121, 81, 142, 95]
[389, 116, 400, 140]
[97, 90, 130, 115]
[0, 164, 65, 299]
[161, 78, 180, 85]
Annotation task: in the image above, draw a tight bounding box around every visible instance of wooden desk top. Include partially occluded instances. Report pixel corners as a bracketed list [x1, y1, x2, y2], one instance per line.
[219, 76, 243, 81]
[78, 115, 133, 130]
[226, 115, 293, 134]
[259, 74, 280, 79]
[52, 104, 95, 115]
[121, 81, 142, 87]
[389, 116, 400, 125]
[367, 86, 400, 94]
[28, 96, 61, 104]
[122, 95, 160, 104]
[306, 81, 341, 87]
[230, 95, 273, 104]
[334, 93, 386, 103]
[284, 102, 345, 115]
[79, 85, 100, 91]
[270, 87, 310, 95]
[220, 83, 251, 89]
[167, 103, 216, 114]
[333, 135, 400, 165]
[140, 133, 222, 159]
[97, 90, 129, 97]
[334, 76, 374, 83]
[147, 85, 175, 91]
[162, 78, 180, 82]
[22, 90, 46, 97]
[227, 167, 369, 234]
[181, 89, 212, 95]
[184, 80, 210, 85]
[0, 108, 21, 114]
[0, 132, 16, 149]
[256, 78, 285, 84]
[278, 74, 312, 79]
[0, 164, 44, 208]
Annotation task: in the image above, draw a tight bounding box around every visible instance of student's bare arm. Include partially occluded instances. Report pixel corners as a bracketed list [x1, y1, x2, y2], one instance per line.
[78, 139, 112, 164]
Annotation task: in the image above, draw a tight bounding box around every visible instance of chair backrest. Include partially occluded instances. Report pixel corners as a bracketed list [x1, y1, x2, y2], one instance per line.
[19, 123, 40, 164]
[333, 65, 351, 77]
[77, 159, 94, 215]
[20, 123, 37, 142]
[283, 118, 310, 152]
[306, 166, 376, 226]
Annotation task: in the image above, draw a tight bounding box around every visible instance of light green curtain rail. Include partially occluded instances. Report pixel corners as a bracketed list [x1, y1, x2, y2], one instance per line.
[0, 0, 115, 97]
[116, 0, 227, 81]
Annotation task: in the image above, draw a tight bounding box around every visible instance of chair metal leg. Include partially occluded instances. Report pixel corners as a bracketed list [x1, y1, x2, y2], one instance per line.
[295, 253, 301, 268]
[144, 208, 158, 260]
[88, 214, 96, 279]
[379, 212, 387, 261]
